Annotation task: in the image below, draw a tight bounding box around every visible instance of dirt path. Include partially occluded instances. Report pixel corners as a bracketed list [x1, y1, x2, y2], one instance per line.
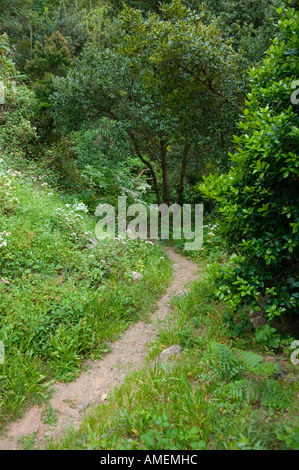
[0, 247, 198, 450]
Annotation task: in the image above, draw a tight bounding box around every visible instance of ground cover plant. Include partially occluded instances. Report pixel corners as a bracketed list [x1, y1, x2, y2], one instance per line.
[0, 0, 298, 451]
[0, 156, 172, 427]
[46, 259, 299, 451]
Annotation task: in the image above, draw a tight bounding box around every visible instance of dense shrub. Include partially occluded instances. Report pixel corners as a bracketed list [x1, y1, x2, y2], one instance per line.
[0, 35, 38, 158]
[200, 7, 299, 323]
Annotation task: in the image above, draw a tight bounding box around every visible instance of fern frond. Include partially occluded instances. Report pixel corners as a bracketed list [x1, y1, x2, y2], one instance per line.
[216, 378, 262, 403]
[236, 350, 263, 371]
[207, 342, 244, 383]
[261, 380, 291, 410]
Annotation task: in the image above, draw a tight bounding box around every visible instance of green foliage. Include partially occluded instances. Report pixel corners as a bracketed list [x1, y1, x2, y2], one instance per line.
[120, 412, 205, 450]
[18, 432, 38, 450]
[0, 0, 36, 67]
[212, 345, 291, 411]
[0, 0, 99, 68]
[203, 0, 281, 62]
[0, 156, 172, 424]
[200, 7, 299, 322]
[206, 341, 244, 382]
[1, 0, 297, 451]
[41, 403, 58, 426]
[0, 33, 12, 59]
[71, 122, 151, 208]
[254, 325, 282, 350]
[276, 423, 299, 450]
[108, 0, 172, 14]
[53, 1, 245, 205]
[109, 0, 280, 64]
[24, 31, 72, 140]
[0, 41, 38, 158]
[47, 266, 298, 451]
[25, 31, 71, 79]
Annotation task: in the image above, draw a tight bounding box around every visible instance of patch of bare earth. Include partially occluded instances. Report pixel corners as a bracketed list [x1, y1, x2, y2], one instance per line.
[0, 247, 198, 450]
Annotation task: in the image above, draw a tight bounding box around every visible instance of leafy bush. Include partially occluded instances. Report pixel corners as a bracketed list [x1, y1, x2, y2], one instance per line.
[200, 7, 299, 322]
[254, 324, 281, 350]
[0, 35, 38, 158]
[47, 264, 298, 451]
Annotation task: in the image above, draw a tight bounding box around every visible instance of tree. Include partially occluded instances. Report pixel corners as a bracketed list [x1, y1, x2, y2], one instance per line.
[24, 30, 72, 140]
[108, 0, 172, 14]
[202, 0, 281, 62]
[25, 30, 71, 79]
[108, 0, 281, 64]
[0, 0, 94, 69]
[52, 1, 244, 205]
[200, 6, 299, 323]
[0, 34, 38, 158]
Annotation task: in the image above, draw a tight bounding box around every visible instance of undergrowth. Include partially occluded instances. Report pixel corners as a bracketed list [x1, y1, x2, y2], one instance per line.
[0, 155, 172, 429]
[47, 247, 299, 451]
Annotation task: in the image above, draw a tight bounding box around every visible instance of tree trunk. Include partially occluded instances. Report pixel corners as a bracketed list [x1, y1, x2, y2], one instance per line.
[130, 133, 161, 205]
[176, 143, 191, 206]
[160, 140, 170, 205]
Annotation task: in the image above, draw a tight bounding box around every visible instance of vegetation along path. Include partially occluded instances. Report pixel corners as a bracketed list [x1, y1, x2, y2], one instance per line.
[0, 246, 198, 450]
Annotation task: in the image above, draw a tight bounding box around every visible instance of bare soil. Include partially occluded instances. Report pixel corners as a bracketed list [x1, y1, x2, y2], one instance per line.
[0, 246, 198, 450]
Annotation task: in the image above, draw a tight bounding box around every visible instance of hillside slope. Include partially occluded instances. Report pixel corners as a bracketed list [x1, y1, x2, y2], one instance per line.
[0, 156, 172, 427]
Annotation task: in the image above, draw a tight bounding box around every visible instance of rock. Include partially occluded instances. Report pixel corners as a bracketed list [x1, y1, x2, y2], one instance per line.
[0, 278, 10, 285]
[131, 271, 143, 281]
[149, 345, 182, 369]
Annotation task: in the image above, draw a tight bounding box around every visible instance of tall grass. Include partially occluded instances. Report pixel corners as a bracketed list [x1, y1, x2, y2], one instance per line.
[47, 260, 299, 450]
[0, 157, 172, 428]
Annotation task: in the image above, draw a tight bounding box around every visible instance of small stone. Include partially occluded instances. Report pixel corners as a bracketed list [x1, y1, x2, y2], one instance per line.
[131, 271, 143, 281]
[149, 345, 182, 369]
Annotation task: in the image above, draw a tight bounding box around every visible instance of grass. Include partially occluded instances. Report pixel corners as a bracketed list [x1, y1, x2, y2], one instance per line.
[41, 403, 59, 426]
[46, 252, 299, 451]
[18, 432, 38, 450]
[1, 156, 298, 450]
[0, 156, 172, 430]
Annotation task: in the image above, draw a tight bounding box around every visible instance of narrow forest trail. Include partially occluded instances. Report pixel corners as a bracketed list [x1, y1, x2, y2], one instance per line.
[0, 247, 198, 450]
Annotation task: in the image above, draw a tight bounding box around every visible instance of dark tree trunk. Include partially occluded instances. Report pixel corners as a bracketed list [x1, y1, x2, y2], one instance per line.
[176, 143, 191, 206]
[160, 140, 170, 205]
[130, 133, 161, 205]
